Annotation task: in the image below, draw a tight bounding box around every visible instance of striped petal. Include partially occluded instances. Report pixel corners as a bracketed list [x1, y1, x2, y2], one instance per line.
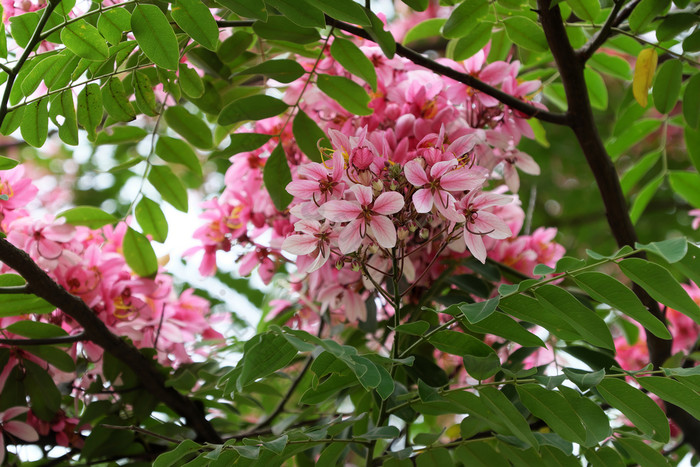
[373, 191, 404, 215]
[339, 219, 364, 254]
[404, 160, 429, 186]
[440, 167, 487, 192]
[319, 200, 361, 222]
[282, 234, 318, 255]
[369, 215, 397, 249]
[412, 188, 434, 213]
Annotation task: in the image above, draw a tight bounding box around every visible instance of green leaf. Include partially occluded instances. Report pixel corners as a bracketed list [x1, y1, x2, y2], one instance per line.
[252, 16, 320, 44]
[98, 8, 131, 45]
[0, 293, 56, 317]
[210, 133, 272, 159]
[404, 18, 447, 44]
[558, 386, 611, 446]
[123, 227, 159, 277]
[263, 144, 293, 211]
[686, 126, 700, 172]
[77, 83, 103, 142]
[58, 206, 118, 228]
[620, 151, 661, 195]
[218, 30, 254, 64]
[22, 54, 59, 96]
[133, 71, 160, 117]
[461, 311, 547, 348]
[684, 29, 700, 53]
[629, 174, 663, 224]
[675, 242, 700, 285]
[364, 10, 396, 58]
[237, 59, 305, 84]
[23, 345, 75, 373]
[356, 426, 401, 440]
[401, 0, 429, 11]
[459, 297, 499, 324]
[606, 119, 661, 160]
[10, 12, 40, 48]
[562, 367, 605, 390]
[503, 17, 548, 52]
[0, 156, 18, 170]
[238, 332, 298, 389]
[293, 110, 328, 163]
[597, 376, 670, 442]
[218, 95, 289, 125]
[50, 91, 79, 146]
[429, 330, 500, 380]
[164, 106, 212, 149]
[585, 447, 626, 467]
[306, 0, 370, 26]
[668, 171, 700, 208]
[534, 285, 614, 350]
[567, 0, 600, 22]
[637, 376, 700, 421]
[589, 53, 632, 80]
[172, 0, 219, 50]
[479, 387, 538, 449]
[0, 107, 24, 136]
[102, 77, 136, 122]
[653, 59, 682, 114]
[499, 293, 582, 341]
[585, 68, 608, 110]
[442, 0, 489, 38]
[516, 384, 587, 444]
[6, 320, 67, 339]
[265, 0, 325, 28]
[20, 98, 49, 148]
[131, 4, 180, 70]
[94, 126, 149, 146]
[61, 20, 109, 61]
[316, 74, 372, 116]
[683, 73, 700, 130]
[656, 12, 698, 41]
[394, 320, 430, 336]
[619, 258, 700, 325]
[573, 272, 671, 340]
[636, 238, 687, 264]
[178, 63, 205, 98]
[135, 197, 168, 243]
[629, 0, 670, 32]
[156, 136, 202, 177]
[24, 360, 61, 421]
[153, 440, 201, 467]
[615, 439, 670, 467]
[148, 165, 189, 212]
[330, 38, 378, 91]
[218, 0, 267, 20]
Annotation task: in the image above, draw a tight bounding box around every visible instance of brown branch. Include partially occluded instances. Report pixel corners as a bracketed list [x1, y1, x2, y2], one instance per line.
[0, 238, 222, 443]
[578, 0, 641, 61]
[536, 0, 700, 452]
[0, 331, 87, 346]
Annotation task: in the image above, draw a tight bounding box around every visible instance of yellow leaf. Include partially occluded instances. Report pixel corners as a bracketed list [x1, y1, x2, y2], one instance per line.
[633, 48, 658, 108]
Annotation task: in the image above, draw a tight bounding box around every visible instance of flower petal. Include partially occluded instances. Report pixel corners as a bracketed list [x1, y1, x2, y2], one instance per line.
[319, 200, 361, 222]
[464, 229, 487, 263]
[369, 215, 397, 249]
[339, 219, 364, 254]
[282, 234, 318, 255]
[286, 180, 321, 199]
[350, 184, 373, 206]
[4, 420, 40, 442]
[430, 159, 458, 179]
[372, 191, 404, 215]
[440, 167, 486, 192]
[412, 189, 434, 213]
[404, 160, 429, 187]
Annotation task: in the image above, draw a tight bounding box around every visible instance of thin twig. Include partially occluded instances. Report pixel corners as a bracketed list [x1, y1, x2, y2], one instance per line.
[101, 424, 182, 444]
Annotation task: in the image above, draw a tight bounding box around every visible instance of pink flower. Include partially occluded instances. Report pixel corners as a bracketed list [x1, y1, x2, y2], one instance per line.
[457, 190, 513, 263]
[690, 209, 700, 230]
[0, 166, 38, 213]
[404, 158, 486, 222]
[0, 407, 40, 465]
[499, 150, 540, 193]
[319, 184, 404, 254]
[282, 220, 337, 273]
[286, 151, 346, 204]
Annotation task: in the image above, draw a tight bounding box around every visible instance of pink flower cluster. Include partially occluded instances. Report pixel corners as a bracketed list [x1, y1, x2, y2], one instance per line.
[191, 42, 564, 324]
[0, 166, 223, 395]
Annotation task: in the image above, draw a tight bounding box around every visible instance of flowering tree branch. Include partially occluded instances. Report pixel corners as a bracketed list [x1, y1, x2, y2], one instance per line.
[0, 238, 222, 444]
[536, 0, 700, 451]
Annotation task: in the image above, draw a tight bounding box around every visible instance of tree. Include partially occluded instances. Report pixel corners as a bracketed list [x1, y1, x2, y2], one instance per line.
[0, 0, 699, 464]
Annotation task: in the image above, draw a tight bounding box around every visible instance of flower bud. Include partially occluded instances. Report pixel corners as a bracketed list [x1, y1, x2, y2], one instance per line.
[368, 242, 379, 254]
[407, 220, 418, 232]
[351, 146, 374, 170]
[350, 259, 362, 272]
[372, 179, 384, 193]
[389, 179, 399, 191]
[419, 228, 430, 240]
[397, 226, 409, 241]
[335, 259, 344, 270]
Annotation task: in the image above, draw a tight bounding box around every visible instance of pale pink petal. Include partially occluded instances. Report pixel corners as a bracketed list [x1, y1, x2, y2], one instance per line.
[319, 200, 361, 222]
[404, 160, 429, 186]
[480, 62, 511, 84]
[440, 168, 487, 192]
[430, 159, 458, 179]
[372, 191, 404, 215]
[515, 153, 540, 175]
[503, 164, 520, 193]
[4, 420, 40, 442]
[435, 192, 465, 222]
[350, 184, 373, 206]
[37, 239, 63, 260]
[464, 230, 487, 263]
[345, 291, 366, 322]
[412, 189, 434, 213]
[446, 133, 481, 156]
[298, 162, 328, 179]
[1, 407, 29, 420]
[282, 234, 318, 255]
[294, 219, 321, 233]
[307, 249, 330, 273]
[339, 219, 364, 254]
[331, 151, 345, 180]
[473, 191, 513, 209]
[473, 212, 512, 239]
[286, 180, 321, 199]
[369, 215, 397, 249]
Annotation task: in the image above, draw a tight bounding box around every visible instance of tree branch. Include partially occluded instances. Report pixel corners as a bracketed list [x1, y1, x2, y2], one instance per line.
[578, 0, 641, 61]
[0, 331, 87, 346]
[0, 238, 222, 443]
[536, 0, 700, 452]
